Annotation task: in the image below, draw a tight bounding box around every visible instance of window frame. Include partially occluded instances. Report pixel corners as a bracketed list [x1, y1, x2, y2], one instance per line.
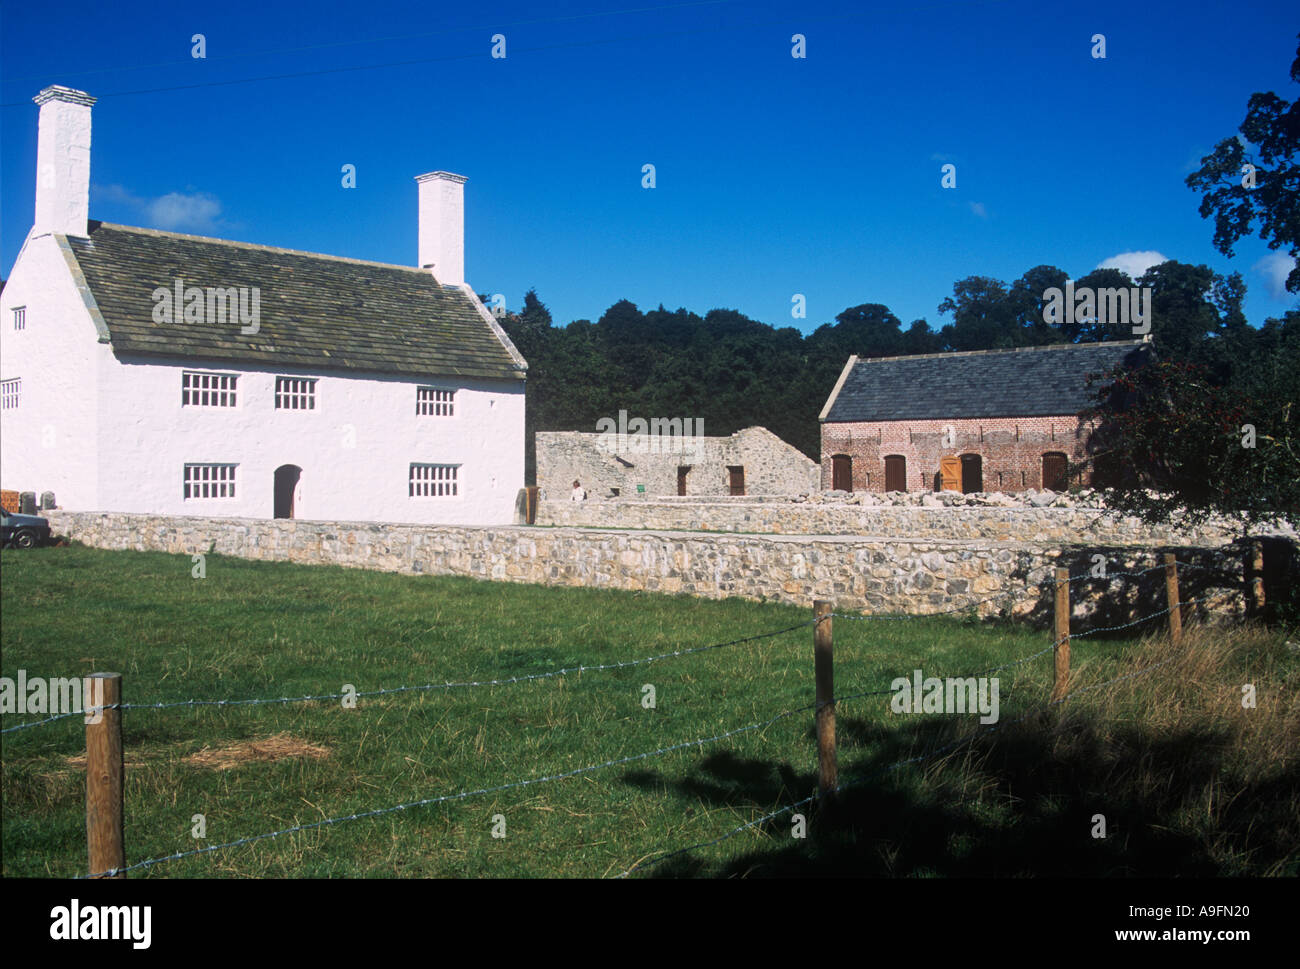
[416, 386, 456, 417]
[408, 462, 460, 498]
[275, 376, 318, 411]
[0, 377, 20, 410]
[183, 463, 238, 500]
[181, 370, 240, 408]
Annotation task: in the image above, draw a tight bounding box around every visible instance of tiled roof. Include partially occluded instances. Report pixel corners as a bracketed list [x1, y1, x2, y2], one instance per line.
[822, 341, 1150, 422]
[65, 222, 525, 381]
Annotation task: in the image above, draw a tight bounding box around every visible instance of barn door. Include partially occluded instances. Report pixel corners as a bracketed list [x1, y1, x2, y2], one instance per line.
[960, 454, 982, 493]
[727, 466, 745, 496]
[832, 454, 852, 492]
[939, 455, 961, 492]
[1042, 452, 1068, 491]
[884, 455, 906, 493]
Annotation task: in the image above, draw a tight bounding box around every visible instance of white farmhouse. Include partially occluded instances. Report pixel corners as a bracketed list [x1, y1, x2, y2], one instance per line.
[1, 86, 527, 525]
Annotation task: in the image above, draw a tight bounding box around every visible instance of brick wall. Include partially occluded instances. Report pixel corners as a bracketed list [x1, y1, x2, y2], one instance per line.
[821, 415, 1094, 493]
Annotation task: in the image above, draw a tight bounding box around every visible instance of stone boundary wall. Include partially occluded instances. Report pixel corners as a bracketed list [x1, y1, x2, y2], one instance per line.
[45, 511, 1247, 624]
[537, 499, 1263, 547]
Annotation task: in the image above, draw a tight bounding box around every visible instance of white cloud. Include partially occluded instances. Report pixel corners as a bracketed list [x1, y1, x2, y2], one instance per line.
[968, 201, 987, 219]
[146, 192, 222, 232]
[93, 183, 224, 233]
[1096, 250, 1168, 280]
[1254, 251, 1297, 300]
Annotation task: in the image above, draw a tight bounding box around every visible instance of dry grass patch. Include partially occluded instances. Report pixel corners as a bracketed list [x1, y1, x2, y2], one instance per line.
[182, 733, 331, 771]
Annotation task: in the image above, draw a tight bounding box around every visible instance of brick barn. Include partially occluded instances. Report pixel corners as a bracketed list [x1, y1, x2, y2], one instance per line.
[818, 341, 1150, 494]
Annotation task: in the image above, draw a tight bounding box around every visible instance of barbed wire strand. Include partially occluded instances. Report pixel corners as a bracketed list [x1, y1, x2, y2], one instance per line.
[0, 620, 813, 734]
[80, 696, 825, 878]
[4, 555, 1231, 735]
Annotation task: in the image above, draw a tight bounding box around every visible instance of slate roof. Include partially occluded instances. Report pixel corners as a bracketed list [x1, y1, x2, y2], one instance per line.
[64, 222, 525, 381]
[821, 341, 1150, 423]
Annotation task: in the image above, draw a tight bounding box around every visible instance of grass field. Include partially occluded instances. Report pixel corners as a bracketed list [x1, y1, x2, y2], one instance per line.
[2, 543, 1296, 877]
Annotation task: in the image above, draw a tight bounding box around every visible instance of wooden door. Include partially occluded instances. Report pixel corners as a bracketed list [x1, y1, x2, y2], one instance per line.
[677, 466, 689, 496]
[728, 466, 745, 496]
[960, 454, 983, 493]
[831, 454, 852, 492]
[884, 455, 906, 493]
[1042, 452, 1068, 491]
[939, 455, 961, 492]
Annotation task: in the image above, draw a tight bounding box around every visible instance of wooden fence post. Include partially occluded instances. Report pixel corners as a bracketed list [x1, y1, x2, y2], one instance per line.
[1052, 568, 1070, 703]
[1164, 553, 1182, 644]
[813, 600, 836, 802]
[85, 672, 124, 878]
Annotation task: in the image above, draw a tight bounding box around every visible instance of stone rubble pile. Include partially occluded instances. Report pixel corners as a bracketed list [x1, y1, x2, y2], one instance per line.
[790, 488, 1104, 509]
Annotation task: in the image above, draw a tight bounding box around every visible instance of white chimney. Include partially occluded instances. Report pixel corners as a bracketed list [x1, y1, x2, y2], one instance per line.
[33, 86, 96, 238]
[415, 170, 467, 285]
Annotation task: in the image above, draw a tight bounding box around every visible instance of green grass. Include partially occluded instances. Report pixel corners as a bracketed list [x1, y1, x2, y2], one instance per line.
[2, 543, 1295, 877]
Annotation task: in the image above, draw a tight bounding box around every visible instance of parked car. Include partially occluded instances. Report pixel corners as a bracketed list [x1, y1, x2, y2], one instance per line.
[1, 510, 51, 548]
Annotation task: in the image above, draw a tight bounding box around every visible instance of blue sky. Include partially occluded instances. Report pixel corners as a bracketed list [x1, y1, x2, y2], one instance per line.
[2, 0, 1296, 332]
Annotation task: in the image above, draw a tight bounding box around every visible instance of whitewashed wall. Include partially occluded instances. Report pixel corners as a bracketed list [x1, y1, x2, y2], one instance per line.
[94, 354, 525, 524]
[0, 231, 104, 508]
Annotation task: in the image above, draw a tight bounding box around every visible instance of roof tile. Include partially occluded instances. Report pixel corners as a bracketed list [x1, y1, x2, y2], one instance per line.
[66, 222, 525, 381]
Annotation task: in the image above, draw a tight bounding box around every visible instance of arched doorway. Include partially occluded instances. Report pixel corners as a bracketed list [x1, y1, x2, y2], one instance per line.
[884, 455, 907, 493]
[1042, 452, 1068, 491]
[960, 454, 983, 493]
[274, 465, 302, 519]
[832, 454, 852, 492]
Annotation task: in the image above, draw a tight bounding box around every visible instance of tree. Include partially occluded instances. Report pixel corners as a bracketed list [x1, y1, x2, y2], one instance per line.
[1135, 261, 1224, 361]
[828, 303, 907, 357]
[1069, 267, 1135, 343]
[937, 276, 1017, 351]
[1007, 264, 1070, 345]
[1081, 39, 1300, 558]
[1081, 358, 1299, 534]
[1186, 34, 1300, 294]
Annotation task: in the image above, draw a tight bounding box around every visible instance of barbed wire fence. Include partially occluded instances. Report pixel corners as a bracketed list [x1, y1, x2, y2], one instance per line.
[0, 548, 1253, 878]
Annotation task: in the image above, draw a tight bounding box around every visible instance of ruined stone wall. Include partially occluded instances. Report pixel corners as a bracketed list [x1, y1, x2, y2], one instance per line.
[536, 426, 818, 499]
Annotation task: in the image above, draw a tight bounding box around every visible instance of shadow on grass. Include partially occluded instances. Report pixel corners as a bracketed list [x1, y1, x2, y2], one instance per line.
[621, 708, 1288, 877]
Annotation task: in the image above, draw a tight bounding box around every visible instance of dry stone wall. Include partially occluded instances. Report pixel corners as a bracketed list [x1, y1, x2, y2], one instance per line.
[537, 496, 1268, 547]
[46, 510, 1247, 624]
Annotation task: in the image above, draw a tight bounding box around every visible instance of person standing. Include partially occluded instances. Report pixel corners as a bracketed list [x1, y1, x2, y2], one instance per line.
[571, 479, 587, 501]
